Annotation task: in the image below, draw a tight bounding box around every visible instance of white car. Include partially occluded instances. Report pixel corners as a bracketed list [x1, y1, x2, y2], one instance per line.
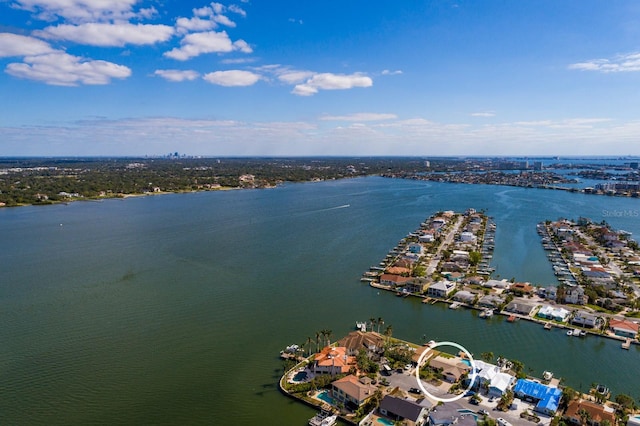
[497, 418, 512, 426]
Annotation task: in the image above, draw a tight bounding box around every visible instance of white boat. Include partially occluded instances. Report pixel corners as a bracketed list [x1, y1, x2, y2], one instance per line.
[309, 410, 337, 426]
[320, 415, 337, 426]
[543, 371, 553, 381]
[479, 309, 493, 318]
[356, 322, 367, 332]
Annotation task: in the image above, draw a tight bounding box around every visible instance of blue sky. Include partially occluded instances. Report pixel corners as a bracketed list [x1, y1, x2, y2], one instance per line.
[2, 0, 640, 156]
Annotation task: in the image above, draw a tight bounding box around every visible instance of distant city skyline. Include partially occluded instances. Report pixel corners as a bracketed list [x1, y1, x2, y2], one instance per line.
[2, 1, 640, 156]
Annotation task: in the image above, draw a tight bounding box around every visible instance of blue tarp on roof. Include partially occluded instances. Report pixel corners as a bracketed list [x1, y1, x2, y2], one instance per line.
[513, 379, 561, 413]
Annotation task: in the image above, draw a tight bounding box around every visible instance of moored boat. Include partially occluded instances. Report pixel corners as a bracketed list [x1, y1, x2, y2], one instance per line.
[479, 308, 493, 319]
[309, 410, 337, 426]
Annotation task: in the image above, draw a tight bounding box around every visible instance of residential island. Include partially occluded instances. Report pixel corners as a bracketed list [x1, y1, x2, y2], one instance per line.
[280, 209, 640, 426]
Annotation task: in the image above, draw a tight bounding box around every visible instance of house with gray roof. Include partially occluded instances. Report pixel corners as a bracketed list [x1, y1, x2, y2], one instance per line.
[379, 395, 431, 425]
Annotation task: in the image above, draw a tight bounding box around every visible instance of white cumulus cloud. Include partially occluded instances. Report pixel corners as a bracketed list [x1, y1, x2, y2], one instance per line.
[176, 16, 218, 34]
[203, 70, 260, 86]
[164, 31, 252, 61]
[569, 52, 640, 73]
[277, 70, 315, 84]
[35, 23, 174, 47]
[0, 33, 55, 57]
[154, 69, 200, 82]
[6, 51, 131, 86]
[11, 0, 154, 23]
[292, 72, 372, 96]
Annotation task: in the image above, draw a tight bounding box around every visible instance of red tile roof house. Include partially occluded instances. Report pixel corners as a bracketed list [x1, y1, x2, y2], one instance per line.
[331, 375, 378, 410]
[379, 274, 412, 287]
[563, 399, 616, 426]
[609, 318, 639, 339]
[312, 346, 357, 376]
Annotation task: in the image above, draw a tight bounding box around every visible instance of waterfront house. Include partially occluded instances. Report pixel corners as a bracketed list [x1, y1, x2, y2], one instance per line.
[331, 375, 377, 410]
[312, 346, 356, 375]
[478, 294, 504, 309]
[453, 290, 476, 304]
[609, 318, 639, 339]
[472, 360, 516, 397]
[427, 280, 456, 299]
[571, 311, 598, 328]
[394, 258, 415, 269]
[386, 266, 412, 276]
[379, 395, 431, 425]
[337, 331, 385, 356]
[563, 399, 616, 426]
[380, 274, 412, 287]
[427, 355, 471, 383]
[537, 305, 570, 322]
[513, 379, 561, 416]
[405, 277, 431, 294]
[503, 301, 537, 316]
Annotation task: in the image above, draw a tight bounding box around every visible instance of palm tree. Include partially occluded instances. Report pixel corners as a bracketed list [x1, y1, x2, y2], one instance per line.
[305, 336, 313, 355]
[319, 330, 327, 349]
[480, 352, 494, 363]
[369, 317, 376, 332]
[384, 324, 393, 346]
[315, 331, 321, 353]
[377, 317, 384, 333]
[324, 329, 333, 347]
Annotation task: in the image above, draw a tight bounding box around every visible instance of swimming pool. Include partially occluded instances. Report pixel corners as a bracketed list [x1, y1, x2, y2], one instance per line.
[292, 371, 308, 382]
[458, 409, 478, 420]
[462, 359, 472, 366]
[317, 390, 336, 405]
[377, 418, 395, 425]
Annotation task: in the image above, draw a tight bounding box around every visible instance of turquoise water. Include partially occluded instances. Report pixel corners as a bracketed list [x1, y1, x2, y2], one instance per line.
[317, 390, 336, 405]
[458, 409, 478, 419]
[1, 176, 639, 425]
[377, 418, 395, 425]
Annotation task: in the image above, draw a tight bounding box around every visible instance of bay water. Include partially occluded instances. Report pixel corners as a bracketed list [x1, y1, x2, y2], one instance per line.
[1, 176, 639, 425]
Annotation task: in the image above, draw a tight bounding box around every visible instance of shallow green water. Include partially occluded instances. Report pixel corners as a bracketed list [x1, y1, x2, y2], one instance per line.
[1, 177, 639, 425]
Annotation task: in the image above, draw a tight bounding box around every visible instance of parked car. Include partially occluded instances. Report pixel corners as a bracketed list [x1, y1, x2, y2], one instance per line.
[408, 387, 423, 394]
[478, 409, 489, 416]
[497, 418, 512, 426]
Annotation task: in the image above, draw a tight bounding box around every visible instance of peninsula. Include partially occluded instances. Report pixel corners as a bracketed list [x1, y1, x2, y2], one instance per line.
[2, 156, 639, 207]
[280, 328, 637, 426]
